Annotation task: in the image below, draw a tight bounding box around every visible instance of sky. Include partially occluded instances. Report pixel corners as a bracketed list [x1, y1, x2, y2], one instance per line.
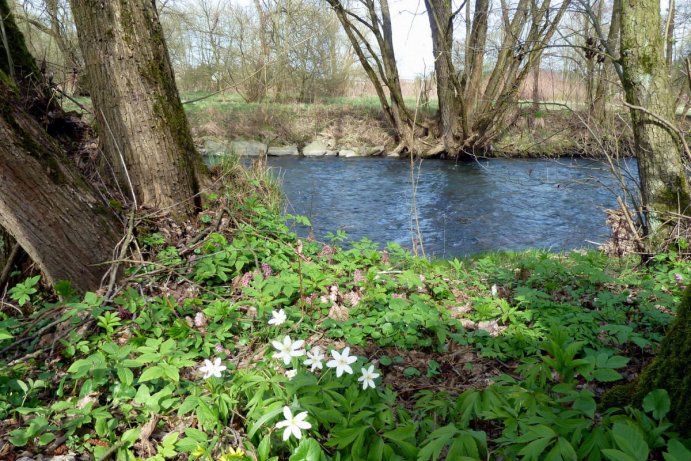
[388, 0, 434, 79]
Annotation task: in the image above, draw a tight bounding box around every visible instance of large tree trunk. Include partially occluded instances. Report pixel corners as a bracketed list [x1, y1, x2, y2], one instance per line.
[70, 0, 204, 218]
[464, 0, 489, 126]
[633, 286, 691, 437]
[619, 0, 690, 242]
[0, 0, 121, 292]
[425, 0, 460, 152]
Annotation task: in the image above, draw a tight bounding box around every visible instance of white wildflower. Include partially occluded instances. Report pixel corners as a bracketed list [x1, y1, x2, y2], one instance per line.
[272, 335, 306, 365]
[285, 369, 297, 380]
[303, 347, 325, 372]
[358, 365, 380, 390]
[268, 309, 287, 326]
[275, 406, 311, 441]
[199, 357, 226, 379]
[326, 347, 357, 377]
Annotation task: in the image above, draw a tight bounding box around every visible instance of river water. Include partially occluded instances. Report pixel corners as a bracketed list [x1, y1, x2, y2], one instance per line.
[264, 157, 637, 257]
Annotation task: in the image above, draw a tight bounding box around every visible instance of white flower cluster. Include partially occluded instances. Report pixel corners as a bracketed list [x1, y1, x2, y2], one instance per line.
[267, 309, 382, 441]
[270, 336, 380, 389]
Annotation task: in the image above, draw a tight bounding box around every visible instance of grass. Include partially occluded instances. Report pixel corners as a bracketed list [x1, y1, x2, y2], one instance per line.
[1, 157, 690, 459]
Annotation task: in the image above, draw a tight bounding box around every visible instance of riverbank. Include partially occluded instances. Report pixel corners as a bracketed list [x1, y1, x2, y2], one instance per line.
[61, 91, 631, 159]
[1, 159, 689, 459]
[183, 92, 632, 159]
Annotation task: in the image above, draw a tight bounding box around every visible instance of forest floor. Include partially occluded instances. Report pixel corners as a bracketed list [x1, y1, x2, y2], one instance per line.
[1, 159, 689, 460]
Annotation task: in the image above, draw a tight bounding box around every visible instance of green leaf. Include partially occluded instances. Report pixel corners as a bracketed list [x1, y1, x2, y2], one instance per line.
[117, 367, 134, 386]
[610, 423, 648, 461]
[290, 438, 324, 461]
[663, 439, 691, 461]
[605, 355, 629, 369]
[247, 401, 284, 439]
[138, 366, 165, 383]
[38, 432, 55, 446]
[178, 396, 199, 416]
[592, 368, 623, 382]
[257, 434, 271, 461]
[121, 428, 141, 446]
[518, 437, 555, 460]
[0, 329, 13, 340]
[642, 389, 671, 420]
[602, 449, 638, 461]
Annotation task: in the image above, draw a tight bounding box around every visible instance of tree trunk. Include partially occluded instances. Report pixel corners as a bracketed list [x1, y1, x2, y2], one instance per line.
[633, 286, 691, 437]
[70, 0, 204, 218]
[619, 0, 690, 243]
[593, 0, 622, 124]
[464, 0, 489, 125]
[0, 0, 121, 292]
[425, 0, 459, 152]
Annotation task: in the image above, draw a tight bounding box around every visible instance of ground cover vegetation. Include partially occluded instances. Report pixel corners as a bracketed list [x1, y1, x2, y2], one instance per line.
[2, 0, 691, 459]
[1, 157, 690, 460]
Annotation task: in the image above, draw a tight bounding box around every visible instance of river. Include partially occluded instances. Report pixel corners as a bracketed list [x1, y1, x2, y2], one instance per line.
[263, 156, 637, 257]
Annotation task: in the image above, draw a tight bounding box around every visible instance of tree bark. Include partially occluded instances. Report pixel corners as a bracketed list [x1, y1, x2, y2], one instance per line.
[619, 0, 690, 242]
[70, 0, 205, 218]
[464, 0, 489, 125]
[425, 0, 460, 151]
[593, 0, 622, 124]
[0, 0, 121, 292]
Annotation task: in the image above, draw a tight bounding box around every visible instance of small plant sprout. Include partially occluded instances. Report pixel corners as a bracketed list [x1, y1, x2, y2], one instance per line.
[304, 346, 325, 372]
[199, 357, 226, 379]
[275, 406, 311, 441]
[326, 347, 357, 377]
[285, 369, 297, 380]
[268, 308, 287, 326]
[272, 335, 306, 365]
[358, 365, 380, 390]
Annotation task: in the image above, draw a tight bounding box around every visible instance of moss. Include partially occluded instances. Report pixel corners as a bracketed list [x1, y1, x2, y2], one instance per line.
[0, 0, 39, 79]
[600, 382, 636, 410]
[633, 285, 691, 437]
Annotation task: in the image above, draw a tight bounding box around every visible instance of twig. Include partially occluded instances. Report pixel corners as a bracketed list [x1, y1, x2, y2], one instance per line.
[0, 242, 21, 289]
[100, 108, 138, 208]
[617, 196, 644, 245]
[0, 316, 65, 356]
[622, 101, 691, 162]
[180, 208, 226, 255]
[54, 86, 92, 114]
[104, 210, 136, 301]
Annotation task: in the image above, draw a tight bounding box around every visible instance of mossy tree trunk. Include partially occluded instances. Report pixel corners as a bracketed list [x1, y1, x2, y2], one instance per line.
[69, 0, 205, 218]
[634, 286, 691, 437]
[619, 0, 690, 244]
[0, 0, 121, 292]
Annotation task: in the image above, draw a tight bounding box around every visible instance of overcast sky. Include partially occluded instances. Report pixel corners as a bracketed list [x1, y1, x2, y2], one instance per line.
[388, 0, 434, 79]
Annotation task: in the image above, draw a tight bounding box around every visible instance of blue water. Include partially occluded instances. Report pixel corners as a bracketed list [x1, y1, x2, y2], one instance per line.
[265, 156, 637, 257]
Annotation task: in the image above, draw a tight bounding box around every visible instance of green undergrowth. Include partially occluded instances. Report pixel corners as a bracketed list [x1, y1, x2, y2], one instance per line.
[1, 183, 691, 459]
